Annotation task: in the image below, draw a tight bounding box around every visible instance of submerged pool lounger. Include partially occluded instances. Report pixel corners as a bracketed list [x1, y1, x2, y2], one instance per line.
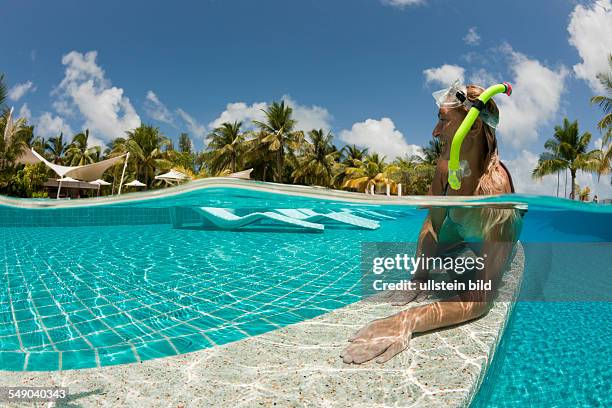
[341, 208, 396, 220]
[275, 209, 380, 230]
[195, 207, 325, 231]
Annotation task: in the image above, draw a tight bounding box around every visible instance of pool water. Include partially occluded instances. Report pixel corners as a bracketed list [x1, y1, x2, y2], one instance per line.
[1, 189, 427, 370]
[472, 205, 612, 407]
[1, 186, 611, 408]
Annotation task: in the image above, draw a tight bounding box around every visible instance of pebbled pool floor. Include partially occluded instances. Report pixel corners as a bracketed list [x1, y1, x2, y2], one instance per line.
[0, 246, 523, 407]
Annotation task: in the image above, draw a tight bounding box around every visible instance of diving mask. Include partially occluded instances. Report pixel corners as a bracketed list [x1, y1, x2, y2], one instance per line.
[432, 80, 499, 129]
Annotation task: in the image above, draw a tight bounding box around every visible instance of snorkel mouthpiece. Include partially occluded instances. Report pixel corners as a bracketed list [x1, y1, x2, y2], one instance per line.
[447, 82, 512, 191]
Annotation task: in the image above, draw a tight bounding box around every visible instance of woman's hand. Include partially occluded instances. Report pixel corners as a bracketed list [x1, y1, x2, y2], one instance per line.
[341, 311, 414, 364]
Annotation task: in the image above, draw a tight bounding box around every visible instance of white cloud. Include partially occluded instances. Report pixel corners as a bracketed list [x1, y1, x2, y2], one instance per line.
[177, 108, 206, 139]
[382, 0, 424, 8]
[496, 45, 568, 149]
[208, 101, 267, 130]
[463, 27, 481, 46]
[8, 81, 36, 101]
[144, 91, 174, 125]
[36, 112, 73, 138]
[504, 149, 612, 199]
[594, 137, 604, 149]
[18, 104, 31, 121]
[568, 0, 612, 92]
[339, 117, 421, 160]
[423, 64, 465, 87]
[281, 95, 332, 133]
[468, 68, 497, 86]
[208, 97, 332, 134]
[52, 50, 141, 142]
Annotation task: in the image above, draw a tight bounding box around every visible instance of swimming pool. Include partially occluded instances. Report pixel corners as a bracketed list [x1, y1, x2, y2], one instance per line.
[1, 181, 610, 406]
[1, 185, 431, 371]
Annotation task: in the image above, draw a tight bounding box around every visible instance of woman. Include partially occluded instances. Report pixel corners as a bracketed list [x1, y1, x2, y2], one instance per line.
[342, 84, 523, 364]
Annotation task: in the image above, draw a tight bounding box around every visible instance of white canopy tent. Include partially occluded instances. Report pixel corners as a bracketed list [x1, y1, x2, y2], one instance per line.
[155, 169, 190, 185]
[19, 148, 130, 197]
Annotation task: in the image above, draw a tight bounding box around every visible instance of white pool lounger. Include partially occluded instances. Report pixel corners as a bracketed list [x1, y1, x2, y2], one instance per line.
[341, 208, 397, 220]
[275, 209, 380, 230]
[195, 207, 325, 231]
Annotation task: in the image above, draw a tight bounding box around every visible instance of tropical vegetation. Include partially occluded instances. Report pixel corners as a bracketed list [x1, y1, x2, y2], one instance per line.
[0, 72, 439, 198]
[2, 57, 611, 200]
[533, 54, 611, 200]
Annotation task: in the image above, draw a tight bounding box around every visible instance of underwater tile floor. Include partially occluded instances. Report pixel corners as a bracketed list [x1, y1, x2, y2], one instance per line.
[0, 244, 523, 407]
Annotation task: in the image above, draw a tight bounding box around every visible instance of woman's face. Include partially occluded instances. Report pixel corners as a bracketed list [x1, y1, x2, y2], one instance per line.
[432, 106, 488, 170]
[432, 107, 464, 158]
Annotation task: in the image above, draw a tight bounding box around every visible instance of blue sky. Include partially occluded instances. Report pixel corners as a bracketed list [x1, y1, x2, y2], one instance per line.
[1, 0, 611, 197]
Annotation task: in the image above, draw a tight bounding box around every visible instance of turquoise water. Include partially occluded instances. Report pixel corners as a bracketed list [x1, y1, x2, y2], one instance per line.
[1, 188, 427, 370]
[0, 186, 611, 408]
[472, 203, 612, 407]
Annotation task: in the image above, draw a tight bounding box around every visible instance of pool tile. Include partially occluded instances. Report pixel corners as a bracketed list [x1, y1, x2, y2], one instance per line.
[42, 314, 70, 329]
[171, 333, 212, 354]
[0, 323, 16, 337]
[98, 344, 137, 367]
[135, 339, 177, 360]
[54, 337, 91, 352]
[17, 318, 40, 334]
[236, 319, 277, 336]
[265, 312, 303, 327]
[0, 351, 26, 370]
[204, 326, 244, 345]
[14, 308, 36, 321]
[20, 330, 50, 349]
[87, 331, 124, 348]
[27, 351, 60, 371]
[36, 304, 62, 317]
[61, 349, 97, 370]
[160, 324, 199, 338]
[0, 335, 21, 350]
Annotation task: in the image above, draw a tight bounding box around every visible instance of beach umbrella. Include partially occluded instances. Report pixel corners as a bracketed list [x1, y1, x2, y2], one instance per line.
[56, 176, 79, 199]
[125, 179, 146, 189]
[90, 179, 111, 196]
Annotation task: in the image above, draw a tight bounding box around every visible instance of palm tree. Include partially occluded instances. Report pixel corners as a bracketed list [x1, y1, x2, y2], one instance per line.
[0, 109, 30, 191]
[178, 133, 192, 154]
[419, 138, 444, 165]
[47, 133, 68, 164]
[332, 145, 368, 188]
[342, 145, 368, 166]
[205, 121, 245, 175]
[343, 153, 399, 193]
[590, 54, 612, 133]
[533, 118, 599, 199]
[578, 186, 591, 202]
[252, 101, 303, 183]
[122, 124, 172, 186]
[292, 129, 339, 187]
[66, 129, 98, 166]
[30, 136, 49, 156]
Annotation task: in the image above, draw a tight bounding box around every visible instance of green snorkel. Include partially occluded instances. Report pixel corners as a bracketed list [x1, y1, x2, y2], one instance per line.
[447, 82, 512, 190]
